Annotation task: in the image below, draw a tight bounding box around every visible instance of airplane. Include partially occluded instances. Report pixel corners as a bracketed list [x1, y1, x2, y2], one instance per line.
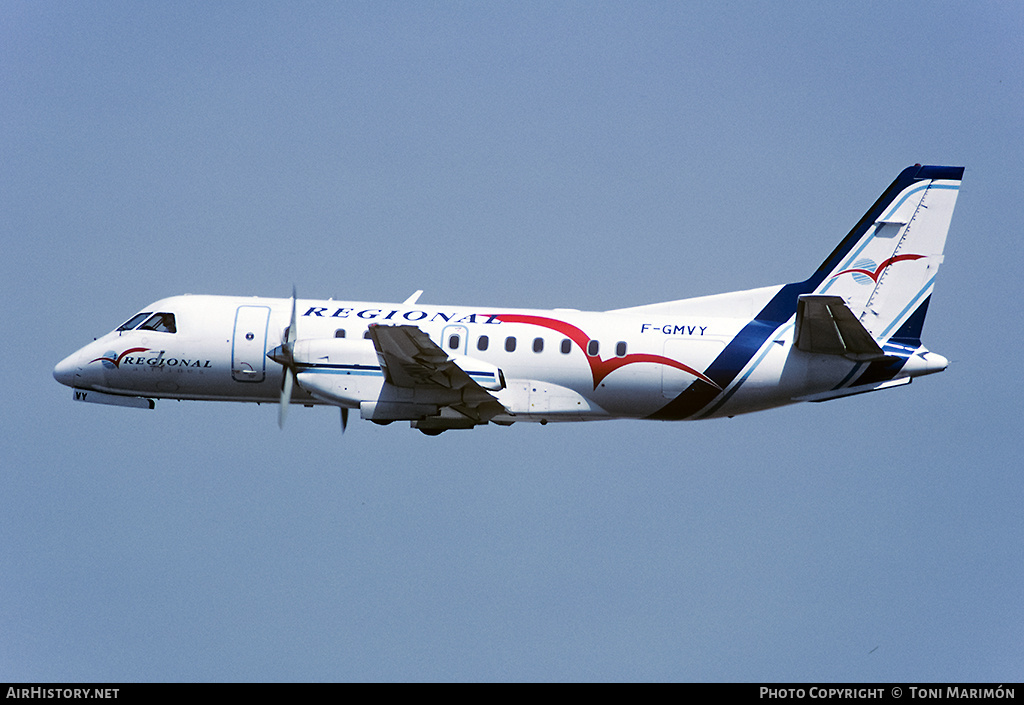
[54, 164, 962, 435]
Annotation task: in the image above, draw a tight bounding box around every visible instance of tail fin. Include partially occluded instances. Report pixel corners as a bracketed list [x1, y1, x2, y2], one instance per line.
[806, 164, 963, 346]
[648, 165, 961, 421]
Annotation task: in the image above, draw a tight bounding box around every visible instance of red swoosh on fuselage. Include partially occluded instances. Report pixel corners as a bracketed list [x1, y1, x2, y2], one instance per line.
[493, 314, 721, 390]
[90, 347, 149, 368]
[834, 254, 925, 283]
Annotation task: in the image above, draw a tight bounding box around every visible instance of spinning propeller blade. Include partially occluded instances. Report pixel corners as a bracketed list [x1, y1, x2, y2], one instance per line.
[279, 366, 294, 429]
[268, 288, 351, 434]
[273, 287, 298, 429]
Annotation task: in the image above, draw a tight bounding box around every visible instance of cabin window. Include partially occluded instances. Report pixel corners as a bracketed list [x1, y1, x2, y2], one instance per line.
[448, 334, 461, 350]
[334, 329, 346, 338]
[138, 312, 177, 334]
[533, 337, 544, 353]
[587, 339, 599, 357]
[560, 339, 572, 354]
[117, 312, 151, 332]
[505, 336, 517, 352]
[616, 341, 627, 357]
[477, 335, 489, 351]
[363, 330, 372, 339]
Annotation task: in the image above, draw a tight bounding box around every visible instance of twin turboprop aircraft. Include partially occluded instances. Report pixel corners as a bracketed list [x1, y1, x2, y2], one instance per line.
[54, 165, 962, 435]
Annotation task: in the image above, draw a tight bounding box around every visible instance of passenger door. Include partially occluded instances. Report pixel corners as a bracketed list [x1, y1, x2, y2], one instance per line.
[232, 306, 270, 382]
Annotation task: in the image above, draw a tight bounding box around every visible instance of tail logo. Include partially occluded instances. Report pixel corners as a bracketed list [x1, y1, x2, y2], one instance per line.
[833, 254, 925, 284]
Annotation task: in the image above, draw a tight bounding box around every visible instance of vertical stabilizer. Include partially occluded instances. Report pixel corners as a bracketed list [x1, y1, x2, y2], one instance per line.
[809, 165, 963, 345]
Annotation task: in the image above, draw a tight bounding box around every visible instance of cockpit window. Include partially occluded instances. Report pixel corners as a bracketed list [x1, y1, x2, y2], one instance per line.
[138, 312, 177, 334]
[117, 313, 151, 332]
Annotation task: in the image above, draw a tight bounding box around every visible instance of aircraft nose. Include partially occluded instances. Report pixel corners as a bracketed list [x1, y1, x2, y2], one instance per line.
[53, 352, 82, 387]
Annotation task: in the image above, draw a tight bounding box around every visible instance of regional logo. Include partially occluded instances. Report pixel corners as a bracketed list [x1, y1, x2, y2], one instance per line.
[91, 348, 149, 369]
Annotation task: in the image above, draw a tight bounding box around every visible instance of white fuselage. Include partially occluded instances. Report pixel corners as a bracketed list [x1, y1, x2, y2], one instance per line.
[52, 290, 944, 426]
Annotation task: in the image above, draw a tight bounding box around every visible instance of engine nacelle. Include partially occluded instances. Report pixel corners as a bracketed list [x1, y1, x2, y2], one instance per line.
[449, 355, 504, 391]
[292, 338, 384, 407]
[360, 400, 440, 422]
[287, 335, 508, 422]
[292, 338, 379, 368]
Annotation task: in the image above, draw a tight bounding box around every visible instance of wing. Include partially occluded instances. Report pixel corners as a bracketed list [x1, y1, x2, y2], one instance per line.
[366, 324, 507, 424]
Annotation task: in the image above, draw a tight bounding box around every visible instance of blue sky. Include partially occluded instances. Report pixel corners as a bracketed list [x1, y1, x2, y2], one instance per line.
[3, 1, 1022, 681]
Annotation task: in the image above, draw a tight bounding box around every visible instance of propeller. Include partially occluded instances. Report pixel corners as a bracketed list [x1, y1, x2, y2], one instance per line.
[267, 287, 299, 429]
[268, 288, 351, 433]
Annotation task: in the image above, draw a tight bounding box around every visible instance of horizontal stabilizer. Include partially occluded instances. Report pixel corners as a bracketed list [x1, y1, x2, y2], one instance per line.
[793, 377, 911, 402]
[795, 295, 887, 361]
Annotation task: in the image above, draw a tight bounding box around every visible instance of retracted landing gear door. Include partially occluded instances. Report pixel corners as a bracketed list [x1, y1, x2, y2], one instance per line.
[232, 306, 270, 382]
